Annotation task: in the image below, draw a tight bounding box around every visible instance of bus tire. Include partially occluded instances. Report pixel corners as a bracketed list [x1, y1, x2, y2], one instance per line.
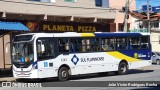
[156, 60, 160, 65]
[118, 62, 128, 75]
[58, 67, 69, 81]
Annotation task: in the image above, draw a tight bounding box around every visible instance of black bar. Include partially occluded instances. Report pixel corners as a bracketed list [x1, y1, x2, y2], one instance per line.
[0, 81, 160, 87]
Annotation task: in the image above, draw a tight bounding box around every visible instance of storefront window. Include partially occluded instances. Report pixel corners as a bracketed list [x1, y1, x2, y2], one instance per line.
[27, 0, 55, 3]
[95, 0, 102, 7]
[64, 0, 76, 2]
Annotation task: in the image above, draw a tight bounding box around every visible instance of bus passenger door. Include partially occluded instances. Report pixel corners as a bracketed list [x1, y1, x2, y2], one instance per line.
[37, 60, 54, 78]
[36, 38, 55, 78]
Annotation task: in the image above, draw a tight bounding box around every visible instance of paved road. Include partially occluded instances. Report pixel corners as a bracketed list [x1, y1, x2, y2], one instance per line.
[70, 65, 160, 81]
[1, 64, 160, 90]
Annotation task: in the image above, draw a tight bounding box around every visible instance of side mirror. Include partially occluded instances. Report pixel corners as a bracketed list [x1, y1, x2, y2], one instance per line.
[41, 44, 45, 52]
[38, 40, 45, 53]
[153, 55, 156, 57]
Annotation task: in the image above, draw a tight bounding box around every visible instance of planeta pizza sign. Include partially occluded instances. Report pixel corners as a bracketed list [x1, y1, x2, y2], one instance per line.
[28, 21, 109, 33]
[43, 24, 96, 32]
[1, 20, 110, 33]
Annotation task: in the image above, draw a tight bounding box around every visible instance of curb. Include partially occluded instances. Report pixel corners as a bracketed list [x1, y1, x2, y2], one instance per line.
[137, 65, 159, 71]
[0, 78, 16, 82]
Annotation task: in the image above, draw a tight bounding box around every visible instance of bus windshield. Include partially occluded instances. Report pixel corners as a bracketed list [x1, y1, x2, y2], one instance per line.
[12, 43, 34, 63]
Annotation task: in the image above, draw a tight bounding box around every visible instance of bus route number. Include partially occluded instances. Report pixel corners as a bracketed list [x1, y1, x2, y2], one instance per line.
[61, 58, 67, 62]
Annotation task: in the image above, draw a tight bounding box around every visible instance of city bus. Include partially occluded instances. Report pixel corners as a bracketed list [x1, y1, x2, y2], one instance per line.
[12, 32, 152, 81]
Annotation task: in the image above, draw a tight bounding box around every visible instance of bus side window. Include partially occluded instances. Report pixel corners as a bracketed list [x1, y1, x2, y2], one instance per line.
[141, 36, 149, 49]
[58, 39, 63, 52]
[108, 39, 115, 50]
[70, 43, 75, 52]
[86, 38, 100, 52]
[101, 39, 108, 51]
[58, 38, 69, 53]
[70, 38, 77, 52]
[73, 38, 86, 52]
[101, 38, 115, 51]
[116, 37, 127, 50]
[86, 39, 91, 51]
[130, 37, 140, 49]
[81, 39, 86, 52]
[37, 38, 54, 61]
[65, 42, 69, 51]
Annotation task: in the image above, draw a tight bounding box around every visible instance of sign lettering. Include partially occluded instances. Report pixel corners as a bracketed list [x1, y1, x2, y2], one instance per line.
[80, 57, 104, 62]
[32, 21, 110, 32]
[43, 25, 74, 32]
[78, 26, 96, 32]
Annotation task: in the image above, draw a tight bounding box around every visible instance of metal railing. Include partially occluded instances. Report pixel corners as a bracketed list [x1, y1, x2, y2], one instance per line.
[129, 29, 148, 32]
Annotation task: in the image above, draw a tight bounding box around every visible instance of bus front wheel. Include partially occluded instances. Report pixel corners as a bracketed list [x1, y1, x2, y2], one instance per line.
[118, 62, 128, 75]
[58, 67, 69, 81]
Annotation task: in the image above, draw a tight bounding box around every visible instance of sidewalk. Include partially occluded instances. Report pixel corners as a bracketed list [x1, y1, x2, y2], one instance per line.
[0, 77, 15, 82]
[137, 65, 160, 70]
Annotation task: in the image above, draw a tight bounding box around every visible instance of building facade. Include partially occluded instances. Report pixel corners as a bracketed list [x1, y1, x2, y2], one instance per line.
[110, 0, 136, 31]
[0, 0, 135, 31]
[131, 5, 160, 52]
[0, 0, 135, 70]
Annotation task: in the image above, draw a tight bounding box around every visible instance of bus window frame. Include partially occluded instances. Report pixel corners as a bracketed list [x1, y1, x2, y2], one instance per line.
[100, 37, 116, 51]
[140, 36, 150, 49]
[36, 37, 55, 61]
[57, 37, 70, 54]
[68, 37, 87, 53]
[57, 37, 102, 54]
[56, 35, 151, 54]
[115, 37, 128, 50]
[129, 36, 150, 50]
[85, 37, 100, 52]
[129, 36, 141, 50]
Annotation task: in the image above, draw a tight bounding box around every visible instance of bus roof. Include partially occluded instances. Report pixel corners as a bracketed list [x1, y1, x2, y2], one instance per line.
[93, 32, 150, 37]
[16, 32, 150, 38]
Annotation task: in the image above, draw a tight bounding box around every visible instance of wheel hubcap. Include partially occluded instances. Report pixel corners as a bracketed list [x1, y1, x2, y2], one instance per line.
[121, 65, 126, 72]
[61, 70, 67, 78]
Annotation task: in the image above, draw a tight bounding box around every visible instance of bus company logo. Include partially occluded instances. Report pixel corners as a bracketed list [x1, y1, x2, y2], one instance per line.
[71, 55, 79, 65]
[2, 82, 42, 87]
[2, 82, 12, 87]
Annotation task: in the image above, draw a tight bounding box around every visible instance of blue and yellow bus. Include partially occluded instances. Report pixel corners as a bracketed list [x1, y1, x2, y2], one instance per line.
[11, 32, 151, 81]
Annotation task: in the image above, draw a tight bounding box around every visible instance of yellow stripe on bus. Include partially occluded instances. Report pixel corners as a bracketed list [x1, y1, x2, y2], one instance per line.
[106, 51, 140, 62]
[80, 33, 95, 37]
